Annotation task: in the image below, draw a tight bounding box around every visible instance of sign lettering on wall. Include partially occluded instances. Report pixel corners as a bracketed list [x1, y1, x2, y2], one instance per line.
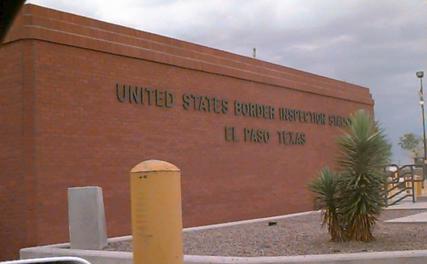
[115, 83, 351, 145]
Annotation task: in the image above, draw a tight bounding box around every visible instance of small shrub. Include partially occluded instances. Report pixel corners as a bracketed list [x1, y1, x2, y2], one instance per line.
[309, 168, 346, 242]
[309, 110, 390, 242]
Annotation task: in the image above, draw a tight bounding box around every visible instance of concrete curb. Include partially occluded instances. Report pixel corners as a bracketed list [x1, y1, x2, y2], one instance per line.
[184, 211, 319, 232]
[20, 246, 427, 264]
[184, 251, 427, 263]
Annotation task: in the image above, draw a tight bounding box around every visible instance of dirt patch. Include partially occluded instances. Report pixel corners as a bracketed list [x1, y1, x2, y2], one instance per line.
[105, 209, 427, 256]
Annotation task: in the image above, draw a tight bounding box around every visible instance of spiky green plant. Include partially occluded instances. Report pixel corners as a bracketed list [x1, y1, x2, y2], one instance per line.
[336, 110, 391, 241]
[309, 168, 346, 242]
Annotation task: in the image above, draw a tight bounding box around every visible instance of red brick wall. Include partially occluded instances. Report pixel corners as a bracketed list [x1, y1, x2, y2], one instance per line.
[0, 40, 39, 260]
[0, 4, 374, 260]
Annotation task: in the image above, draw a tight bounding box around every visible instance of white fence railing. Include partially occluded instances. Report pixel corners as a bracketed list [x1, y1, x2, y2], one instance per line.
[1, 257, 91, 264]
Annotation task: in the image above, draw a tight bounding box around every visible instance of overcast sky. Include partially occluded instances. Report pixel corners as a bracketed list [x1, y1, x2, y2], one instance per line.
[27, 0, 427, 164]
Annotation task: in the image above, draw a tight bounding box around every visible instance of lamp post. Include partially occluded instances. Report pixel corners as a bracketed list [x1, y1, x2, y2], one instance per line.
[417, 71, 426, 179]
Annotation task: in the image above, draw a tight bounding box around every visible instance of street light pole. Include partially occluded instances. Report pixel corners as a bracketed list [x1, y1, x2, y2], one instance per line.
[417, 71, 426, 179]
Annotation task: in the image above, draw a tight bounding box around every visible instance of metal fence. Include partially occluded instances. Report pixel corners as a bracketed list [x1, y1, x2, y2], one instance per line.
[384, 163, 424, 206]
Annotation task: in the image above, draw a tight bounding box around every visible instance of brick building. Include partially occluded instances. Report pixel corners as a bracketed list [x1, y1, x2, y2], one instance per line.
[0, 4, 373, 260]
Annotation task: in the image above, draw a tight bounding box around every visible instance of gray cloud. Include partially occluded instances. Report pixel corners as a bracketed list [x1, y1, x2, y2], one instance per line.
[27, 0, 427, 163]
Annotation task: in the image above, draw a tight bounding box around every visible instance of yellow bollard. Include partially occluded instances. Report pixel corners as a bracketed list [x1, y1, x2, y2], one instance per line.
[415, 181, 422, 197]
[413, 175, 423, 198]
[130, 160, 183, 264]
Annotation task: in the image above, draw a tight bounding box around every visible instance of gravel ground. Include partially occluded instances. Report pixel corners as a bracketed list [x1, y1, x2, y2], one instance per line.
[105, 209, 427, 256]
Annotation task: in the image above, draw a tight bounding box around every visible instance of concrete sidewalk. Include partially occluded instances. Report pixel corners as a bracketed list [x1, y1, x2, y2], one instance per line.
[385, 212, 427, 223]
[385, 197, 427, 223]
[386, 201, 427, 210]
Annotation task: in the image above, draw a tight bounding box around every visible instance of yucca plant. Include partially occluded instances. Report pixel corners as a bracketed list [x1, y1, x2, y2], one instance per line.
[336, 110, 391, 241]
[309, 168, 346, 242]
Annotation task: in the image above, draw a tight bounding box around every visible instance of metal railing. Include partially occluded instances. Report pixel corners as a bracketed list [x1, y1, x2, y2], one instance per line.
[1, 257, 91, 264]
[384, 164, 424, 206]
